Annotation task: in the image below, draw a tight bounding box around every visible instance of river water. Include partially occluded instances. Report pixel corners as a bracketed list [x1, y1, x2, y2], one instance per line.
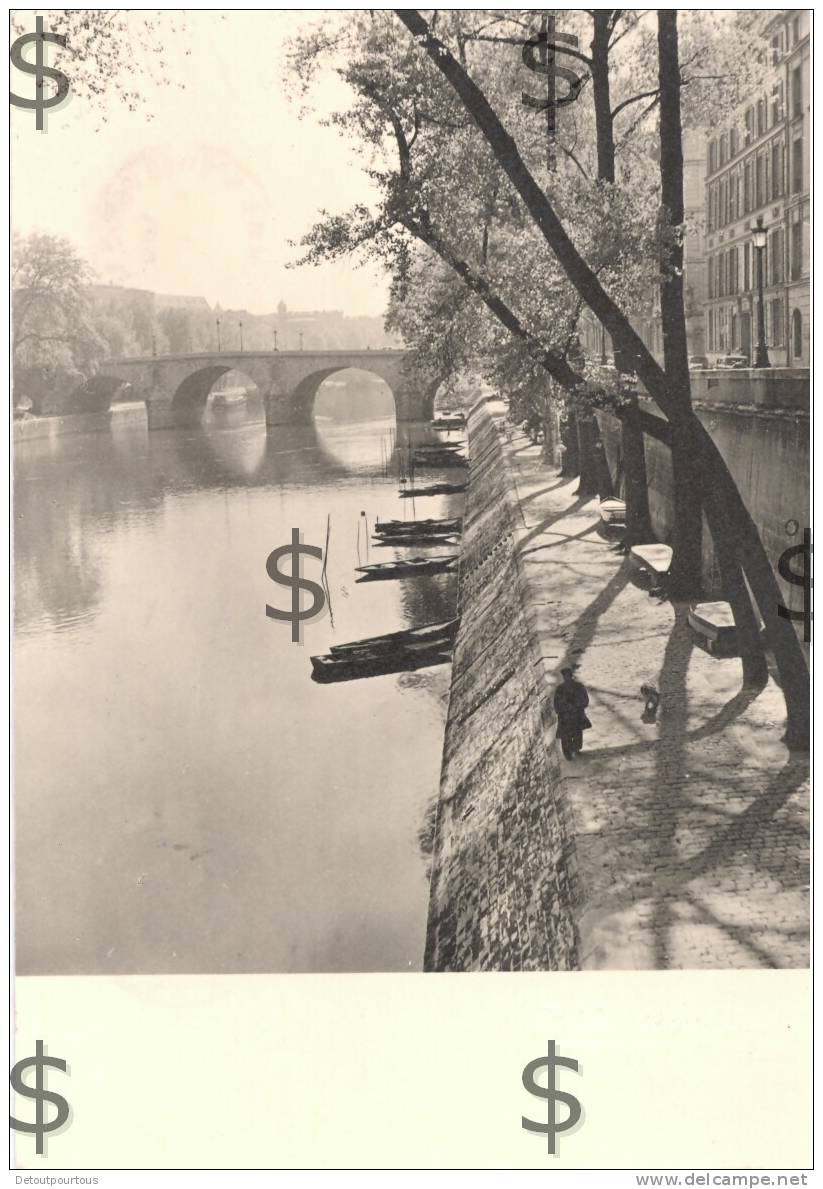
[14, 396, 463, 974]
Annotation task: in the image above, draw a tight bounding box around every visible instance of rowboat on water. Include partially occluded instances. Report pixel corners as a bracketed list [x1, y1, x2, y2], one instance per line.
[329, 619, 458, 655]
[374, 517, 462, 536]
[414, 440, 466, 451]
[311, 619, 459, 682]
[355, 555, 457, 581]
[372, 534, 461, 547]
[399, 482, 467, 498]
[311, 650, 454, 681]
[431, 414, 466, 430]
[412, 452, 467, 467]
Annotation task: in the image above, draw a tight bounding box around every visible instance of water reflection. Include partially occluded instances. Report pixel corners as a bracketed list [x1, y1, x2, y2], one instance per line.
[14, 404, 460, 974]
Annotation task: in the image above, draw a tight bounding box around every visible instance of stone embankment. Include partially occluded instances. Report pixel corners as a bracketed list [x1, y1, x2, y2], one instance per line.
[13, 402, 146, 442]
[425, 399, 809, 971]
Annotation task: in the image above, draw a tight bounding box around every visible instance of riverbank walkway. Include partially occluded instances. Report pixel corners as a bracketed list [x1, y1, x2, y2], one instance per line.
[500, 412, 809, 969]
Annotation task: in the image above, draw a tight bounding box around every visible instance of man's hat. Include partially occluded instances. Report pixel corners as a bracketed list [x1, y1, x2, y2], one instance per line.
[560, 666, 574, 676]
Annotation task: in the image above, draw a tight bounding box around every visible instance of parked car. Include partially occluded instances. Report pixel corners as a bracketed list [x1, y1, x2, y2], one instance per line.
[688, 355, 709, 370]
[714, 354, 749, 369]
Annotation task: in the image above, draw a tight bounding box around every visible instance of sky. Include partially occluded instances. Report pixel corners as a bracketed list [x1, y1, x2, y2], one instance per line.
[11, 11, 390, 316]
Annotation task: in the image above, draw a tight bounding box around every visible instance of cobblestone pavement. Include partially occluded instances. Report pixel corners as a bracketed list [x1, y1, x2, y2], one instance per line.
[500, 414, 809, 970]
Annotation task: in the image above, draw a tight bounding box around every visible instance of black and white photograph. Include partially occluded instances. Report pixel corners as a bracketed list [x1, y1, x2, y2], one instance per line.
[9, 6, 811, 1173]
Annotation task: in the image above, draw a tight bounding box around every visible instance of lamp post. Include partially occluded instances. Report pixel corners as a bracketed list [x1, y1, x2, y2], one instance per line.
[239, 320, 244, 351]
[273, 328, 278, 352]
[751, 215, 770, 368]
[216, 317, 222, 352]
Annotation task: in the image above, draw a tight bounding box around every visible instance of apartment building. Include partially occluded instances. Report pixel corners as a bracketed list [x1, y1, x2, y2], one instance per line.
[704, 10, 810, 366]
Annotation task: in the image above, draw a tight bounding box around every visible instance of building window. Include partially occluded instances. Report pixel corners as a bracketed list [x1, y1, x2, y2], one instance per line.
[792, 15, 800, 45]
[743, 242, 751, 291]
[770, 228, 784, 285]
[743, 161, 752, 212]
[729, 127, 738, 158]
[770, 298, 783, 346]
[756, 99, 765, 136]
[792, 65, 803, 117]
[755, 154, 764, 207]
[719, 133, 728, 166]
[790, 221, 803, 279]
[771, 140, 784, 197]
[708, 139, 717, 173]
[771, 81, 784, 125]
[792, 308, 802, 358]
[792, 136, 803, 193]
[744, 107, 753, 145]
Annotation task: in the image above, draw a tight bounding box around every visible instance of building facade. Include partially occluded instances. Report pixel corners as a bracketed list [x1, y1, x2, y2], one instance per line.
[704, 11, 810, 366]
[633, 130, 708, 363]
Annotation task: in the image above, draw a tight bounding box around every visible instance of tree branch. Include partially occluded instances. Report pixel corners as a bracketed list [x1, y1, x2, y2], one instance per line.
[611, 87, 660, 120]
[394, 9, 673, 420]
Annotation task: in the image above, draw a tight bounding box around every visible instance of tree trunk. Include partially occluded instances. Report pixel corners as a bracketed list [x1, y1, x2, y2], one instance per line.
[559, 410, 579, 477]
[540, 402, 556, 463]
[702, 487, 768, 688]
[694, 424, 809, 745]
[657, 11, 702, 598]
[619, 402, 654, 544]
[590, 11, 616, 183]
[575, 410, 600, 496]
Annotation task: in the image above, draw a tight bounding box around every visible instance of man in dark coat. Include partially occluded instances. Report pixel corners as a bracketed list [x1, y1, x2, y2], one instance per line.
[553, 667, 591, 760]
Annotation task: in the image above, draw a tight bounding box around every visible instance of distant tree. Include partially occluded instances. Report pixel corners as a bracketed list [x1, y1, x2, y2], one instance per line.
[12, 232, 103, 373]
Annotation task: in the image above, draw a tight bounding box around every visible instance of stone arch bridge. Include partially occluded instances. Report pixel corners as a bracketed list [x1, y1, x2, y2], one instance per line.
[85, 349, 437, 430]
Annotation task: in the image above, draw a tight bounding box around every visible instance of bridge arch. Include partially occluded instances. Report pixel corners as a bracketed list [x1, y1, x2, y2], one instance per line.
[170, 364, 265, 421]
[288, 365, 397, 423]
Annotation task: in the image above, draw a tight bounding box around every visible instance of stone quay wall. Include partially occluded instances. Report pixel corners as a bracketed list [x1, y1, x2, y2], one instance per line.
[596, 370, 809, 615]
[424, 402, 580, 971]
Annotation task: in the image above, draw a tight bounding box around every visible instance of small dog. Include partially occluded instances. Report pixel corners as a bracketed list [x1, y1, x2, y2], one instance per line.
[640, 683, 660, 723]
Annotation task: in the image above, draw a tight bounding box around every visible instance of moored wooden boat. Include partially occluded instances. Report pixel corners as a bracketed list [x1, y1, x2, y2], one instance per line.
[431, 414, 466, 429]
[312, 618, 459, 682]
[399, 482, 467, 498]
[355, 555, 457, 581]
[328, 618, 458, 655]
[372, 534, 461, 547]
[412, 452, 467, 467]
[375, 517, 462, 536]
[311, 650, 454, 682]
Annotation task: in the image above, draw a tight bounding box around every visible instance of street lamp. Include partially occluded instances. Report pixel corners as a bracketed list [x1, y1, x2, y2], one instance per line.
[239, 320, 244, 351]
[751, 215, 770, 368]
[273, 328, 278, 352]
[216, 317, 222, 352]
